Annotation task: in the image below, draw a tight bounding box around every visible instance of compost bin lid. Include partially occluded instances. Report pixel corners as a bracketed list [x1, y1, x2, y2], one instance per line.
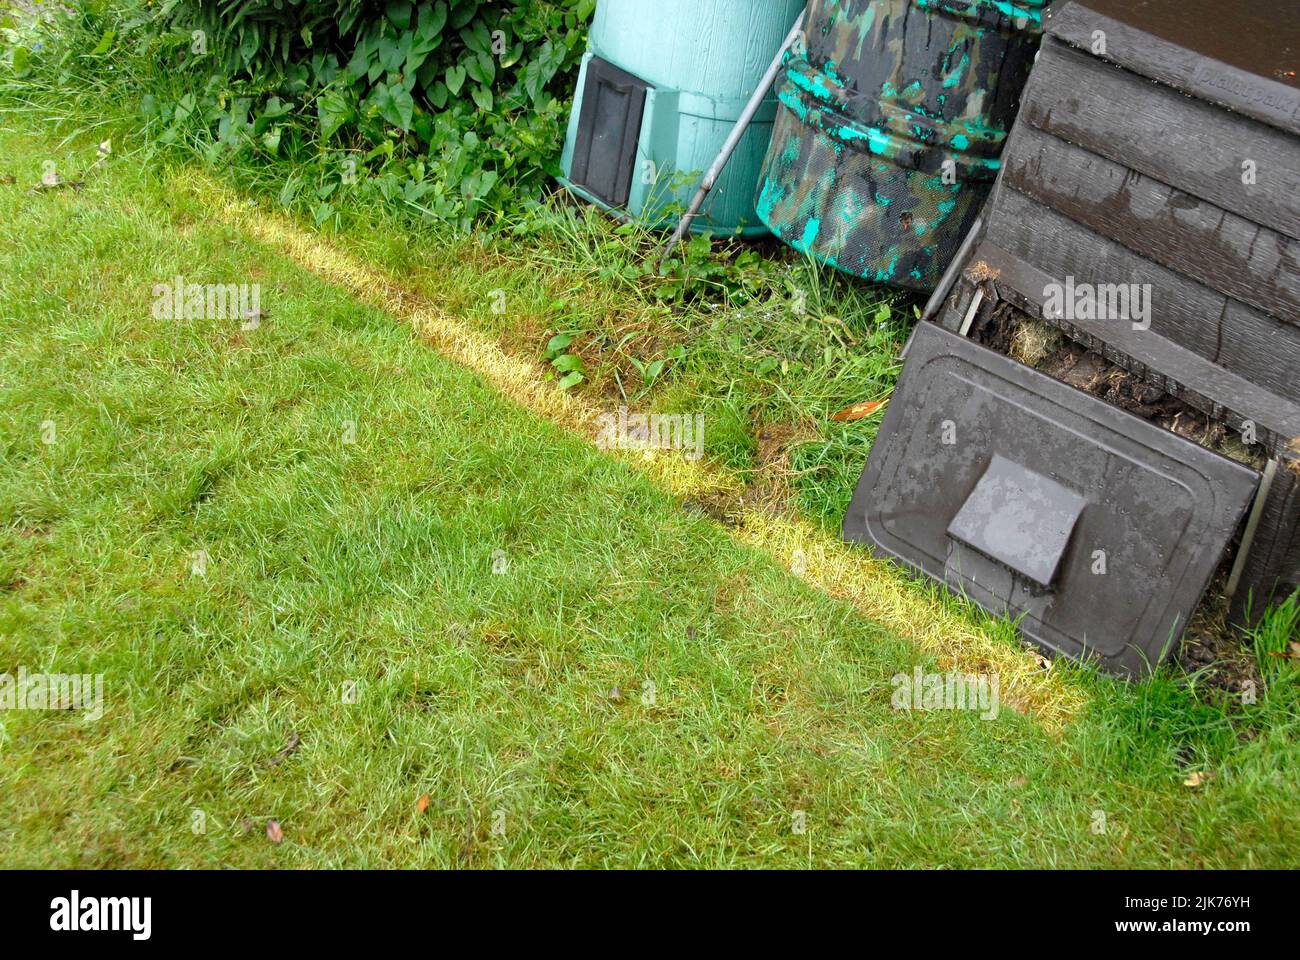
[1045, 0, 1300, 135]
[842, 323, 1260, 677]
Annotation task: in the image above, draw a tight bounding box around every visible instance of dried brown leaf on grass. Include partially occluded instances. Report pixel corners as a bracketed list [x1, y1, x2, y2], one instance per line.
[830, 398, 889, 422]
[1266, 641, 1300, 661]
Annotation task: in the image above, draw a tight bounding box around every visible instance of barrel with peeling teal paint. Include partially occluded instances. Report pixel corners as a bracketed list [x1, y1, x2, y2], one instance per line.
[559, 0, 805, 236]
[756, 0, 1044, 290]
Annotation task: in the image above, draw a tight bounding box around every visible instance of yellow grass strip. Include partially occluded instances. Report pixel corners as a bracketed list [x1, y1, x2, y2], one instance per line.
[204, 180, 1084, 729]
[733, 513, 1071, 724]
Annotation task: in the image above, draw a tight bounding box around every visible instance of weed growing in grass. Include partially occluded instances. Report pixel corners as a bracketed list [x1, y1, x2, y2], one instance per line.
[1246, 590, 1300, 683]
[499, 194, 919, 514]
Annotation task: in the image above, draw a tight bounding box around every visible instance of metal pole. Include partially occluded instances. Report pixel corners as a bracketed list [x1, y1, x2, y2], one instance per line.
[898, 213, 984, 362]
[658, 8, 806, 265]
[1225, 457, 1279, 602]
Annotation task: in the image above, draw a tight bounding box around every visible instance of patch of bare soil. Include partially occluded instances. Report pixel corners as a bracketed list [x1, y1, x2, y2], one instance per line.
[681, 421, 815, 527]
[682, 492, 744, 528]
[1180, 593, 1261, 698]
[745, 420, 818, 516]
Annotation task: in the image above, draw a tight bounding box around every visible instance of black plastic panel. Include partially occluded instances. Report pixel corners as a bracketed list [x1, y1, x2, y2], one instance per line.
[843, 323, 1260, 677]
[569, 57, 648, 209]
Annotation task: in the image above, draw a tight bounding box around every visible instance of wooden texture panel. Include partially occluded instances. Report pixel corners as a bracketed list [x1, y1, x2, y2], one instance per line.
[985, 186, 1300, 404]
[1019, 39, 1300, 240]
[1044, 1, 1300, 136]
[1230, 465, 1300, 626]
[1002, 123, 1299, 323]
[936, 0, 1300, 622]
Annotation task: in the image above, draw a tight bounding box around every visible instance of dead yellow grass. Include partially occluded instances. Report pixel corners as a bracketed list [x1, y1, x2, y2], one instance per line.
[734, 514, 1065, 721]
[200, 177, 1084, 730]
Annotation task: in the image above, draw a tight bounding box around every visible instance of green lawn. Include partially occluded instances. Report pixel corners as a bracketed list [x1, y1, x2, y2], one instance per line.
[1, 113, 1297, 868]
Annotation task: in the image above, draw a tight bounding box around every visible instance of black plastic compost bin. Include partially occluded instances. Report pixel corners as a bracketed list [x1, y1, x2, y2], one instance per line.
[843, 0, 1300, 676]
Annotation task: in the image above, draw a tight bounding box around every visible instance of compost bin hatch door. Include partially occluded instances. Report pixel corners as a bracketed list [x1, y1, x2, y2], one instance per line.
[569, 57, 648, 209]
[947, 454, 1087, 590]
[842, 323, 1260, 677]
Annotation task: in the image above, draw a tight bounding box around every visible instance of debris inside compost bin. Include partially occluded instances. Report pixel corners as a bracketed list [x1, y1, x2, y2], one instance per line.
[971, 303, 1268, 472]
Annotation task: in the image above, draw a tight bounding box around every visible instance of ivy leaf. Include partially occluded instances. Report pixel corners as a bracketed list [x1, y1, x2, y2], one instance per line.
[416, 2, 448, 46]
[378, 33, 404, 73]
[316, 87, 353, 139]
[499, 41, 523, 70]
[461, 21, 490, 56]
[374, 83, 414, 132]
[465, 54, 487, 85]
[425, 79, 449, 109]
[253, 96, 292, 136]
[471, 84, 493, 112]
[405, 39, 437, 77]
[450, 0, 479, 30]
[363, 139, 395, 163]
[385, 0, 413, 31]
[445, 64, 466, 96]
[523, 41, 564, 104]
[475, 169, 497, 198]
[345, 37, 370, 82]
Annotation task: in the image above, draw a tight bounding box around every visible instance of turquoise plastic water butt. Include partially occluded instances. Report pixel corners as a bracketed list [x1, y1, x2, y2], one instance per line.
[559, 0, 806, 236]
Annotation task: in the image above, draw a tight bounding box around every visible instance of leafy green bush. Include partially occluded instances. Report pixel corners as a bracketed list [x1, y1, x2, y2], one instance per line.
[152, 0, 592, 227]
[4, 0, 593, 229]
